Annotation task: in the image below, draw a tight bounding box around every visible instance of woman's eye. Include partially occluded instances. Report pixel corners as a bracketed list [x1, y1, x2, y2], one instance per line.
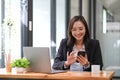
[72, 29, 76, 31]
[72, 27, 84, 31]
[79, 28, 83, 30]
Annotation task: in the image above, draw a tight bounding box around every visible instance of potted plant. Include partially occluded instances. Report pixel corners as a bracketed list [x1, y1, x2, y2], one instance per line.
[11, 57, 30, 73]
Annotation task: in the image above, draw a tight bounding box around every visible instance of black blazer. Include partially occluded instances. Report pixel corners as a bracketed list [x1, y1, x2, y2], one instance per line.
[52, 38, 103, 71]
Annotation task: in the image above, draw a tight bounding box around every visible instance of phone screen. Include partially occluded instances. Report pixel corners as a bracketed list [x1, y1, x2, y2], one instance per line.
[77, 51, 86, 57]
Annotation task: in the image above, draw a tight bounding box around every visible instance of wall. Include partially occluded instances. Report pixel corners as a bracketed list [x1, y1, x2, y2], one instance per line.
[82, 0, 89, 23]
[70, 0, 89, 25]
[33, 0, 50, 47]
[114, 13, 120, 22]
[56, 0, 66, 51]
[71, 0, 79, 18]
[96, 0, 120, 77]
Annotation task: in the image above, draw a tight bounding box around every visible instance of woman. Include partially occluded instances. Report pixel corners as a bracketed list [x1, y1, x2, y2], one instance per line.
[52, 15, 103, 71]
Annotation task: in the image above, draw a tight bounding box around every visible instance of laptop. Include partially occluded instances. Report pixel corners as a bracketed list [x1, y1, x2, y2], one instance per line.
[23, 47, 67, 73]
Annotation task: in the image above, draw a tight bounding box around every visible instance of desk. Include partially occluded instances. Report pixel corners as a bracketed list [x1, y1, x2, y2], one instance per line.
[0, 68, 114, 80]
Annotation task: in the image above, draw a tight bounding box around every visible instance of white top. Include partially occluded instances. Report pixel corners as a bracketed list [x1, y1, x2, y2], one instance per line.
[70, 45, 85, 71]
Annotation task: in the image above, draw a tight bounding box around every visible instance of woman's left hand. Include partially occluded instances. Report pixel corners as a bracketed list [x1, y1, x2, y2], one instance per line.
[77, 54, 89, 67]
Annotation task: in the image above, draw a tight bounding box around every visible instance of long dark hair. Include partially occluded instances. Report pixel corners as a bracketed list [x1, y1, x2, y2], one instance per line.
[67, 15, 90, 48]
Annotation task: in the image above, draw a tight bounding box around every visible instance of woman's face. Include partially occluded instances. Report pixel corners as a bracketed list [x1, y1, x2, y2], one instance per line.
[71, 21, 86, 42]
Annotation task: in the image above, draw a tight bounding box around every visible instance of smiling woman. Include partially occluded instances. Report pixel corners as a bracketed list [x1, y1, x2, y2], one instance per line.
[52, 15, 103, 71]
[71, 21, 86, 43]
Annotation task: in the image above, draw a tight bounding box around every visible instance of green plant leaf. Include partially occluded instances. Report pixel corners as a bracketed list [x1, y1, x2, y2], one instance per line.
[11, 57, 30, 68]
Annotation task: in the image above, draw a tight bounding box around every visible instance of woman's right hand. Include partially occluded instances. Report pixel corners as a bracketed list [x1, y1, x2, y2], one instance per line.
[64, 51, 76, 67]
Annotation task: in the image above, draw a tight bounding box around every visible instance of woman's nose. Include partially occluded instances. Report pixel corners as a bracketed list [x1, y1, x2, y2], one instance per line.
[76, 30, 81, 34]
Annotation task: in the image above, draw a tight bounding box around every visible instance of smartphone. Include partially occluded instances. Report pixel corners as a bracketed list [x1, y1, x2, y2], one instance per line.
[77, 51, 87, 57]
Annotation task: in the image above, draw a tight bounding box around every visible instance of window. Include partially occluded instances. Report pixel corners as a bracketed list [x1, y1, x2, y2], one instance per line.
[0, 0, 21, 67]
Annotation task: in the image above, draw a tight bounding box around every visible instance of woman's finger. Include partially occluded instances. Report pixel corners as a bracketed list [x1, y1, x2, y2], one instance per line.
[85, 54, 87, 59]
[67, 51, 69, 57]
[70, 51, 75, 56]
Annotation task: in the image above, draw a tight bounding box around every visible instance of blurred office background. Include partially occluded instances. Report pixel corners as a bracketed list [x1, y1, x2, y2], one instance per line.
[0, 0, 120, 79]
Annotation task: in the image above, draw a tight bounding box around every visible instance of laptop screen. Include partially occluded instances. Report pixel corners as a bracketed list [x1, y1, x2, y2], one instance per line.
[23, 47, 52, 73]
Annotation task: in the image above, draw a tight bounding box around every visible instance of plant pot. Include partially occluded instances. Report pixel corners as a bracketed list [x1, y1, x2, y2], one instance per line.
[15, 67, 27, 73]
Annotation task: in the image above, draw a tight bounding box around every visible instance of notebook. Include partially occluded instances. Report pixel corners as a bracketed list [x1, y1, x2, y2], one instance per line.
[23, 47, 67, 73]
